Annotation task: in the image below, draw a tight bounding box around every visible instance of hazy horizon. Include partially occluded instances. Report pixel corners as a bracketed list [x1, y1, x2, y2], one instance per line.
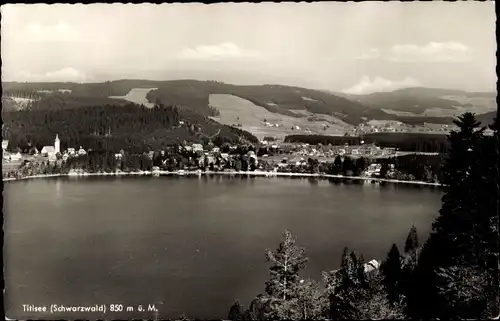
[1, 2, 497, 94]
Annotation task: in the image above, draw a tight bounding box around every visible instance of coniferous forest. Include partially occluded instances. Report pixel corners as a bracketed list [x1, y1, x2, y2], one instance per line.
[227, 112, 499, 321]
[2, 103, 259, 154]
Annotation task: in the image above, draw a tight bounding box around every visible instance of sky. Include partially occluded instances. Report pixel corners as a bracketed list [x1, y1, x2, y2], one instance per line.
[1, 2, 497, 94]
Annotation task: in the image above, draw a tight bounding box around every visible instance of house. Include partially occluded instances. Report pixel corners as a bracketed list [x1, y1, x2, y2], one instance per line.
[2, 140, 9, 151]
[192, 144, 203, 152]
[115, 153, 123, 159]
[78, 147, 87, 156]
[41, 146, 56, 157]
[364, 260, 381, 273]
[9, 152, 22, 161]
[28, 146, 39, 155]
[212, 147, 220, 153]
[67, 148, 76, 155]
[62, 153, 69, 161]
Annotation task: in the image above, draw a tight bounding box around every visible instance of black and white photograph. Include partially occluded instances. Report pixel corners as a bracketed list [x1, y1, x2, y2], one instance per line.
[1, 2, 499, 320]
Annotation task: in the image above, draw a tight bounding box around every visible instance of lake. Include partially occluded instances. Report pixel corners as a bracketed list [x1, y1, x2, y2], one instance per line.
[4, 176, 442, 319]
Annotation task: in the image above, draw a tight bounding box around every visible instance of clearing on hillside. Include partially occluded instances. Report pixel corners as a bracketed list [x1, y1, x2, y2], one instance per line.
[109, 88, 158, 108]
[208, 94, 352, 140]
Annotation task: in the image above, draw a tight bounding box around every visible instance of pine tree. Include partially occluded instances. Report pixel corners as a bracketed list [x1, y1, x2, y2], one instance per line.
[432, 113, 486, 264]
[324, 247, 368, 320]
[354, 157, 366, 176]
[379, 162, 390, 178]
[295, 279, 328, 320]
[333, 155, 342, 175]
[380, 244, 402, 304]
[408, 112, 496, 319]
[243, 295, 268, 321]
[404, 225, 419, 255]
[228, 300, 244, 321]
[264, 230, 309, 320]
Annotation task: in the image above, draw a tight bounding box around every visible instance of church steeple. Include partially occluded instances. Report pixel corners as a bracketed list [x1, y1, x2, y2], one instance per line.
[54, 133, 60, 154]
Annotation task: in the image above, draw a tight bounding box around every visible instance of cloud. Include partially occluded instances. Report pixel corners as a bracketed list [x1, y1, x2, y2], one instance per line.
[12, 68, 89, 82]
[24, 21, 78, 43]
[176, 42, 263, 61]
[389, 41, 473, 63]
[355, 48, 380, 60]
[342, 76, 421, 95]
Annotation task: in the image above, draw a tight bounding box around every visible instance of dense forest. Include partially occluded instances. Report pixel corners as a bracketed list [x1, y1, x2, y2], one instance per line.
[284, 135, 362, 146]
[284, 133, 450, 153]
[2, 103, 258, 154]
[363, 133, 449, 153]
[226, 112, 499, 321]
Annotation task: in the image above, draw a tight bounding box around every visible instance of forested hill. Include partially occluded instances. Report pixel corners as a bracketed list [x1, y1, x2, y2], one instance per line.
[2, 80, 388, 125]
[2, 103, 259, 153]
[337, 87, 496, 116]
[3, 80, 496, 126]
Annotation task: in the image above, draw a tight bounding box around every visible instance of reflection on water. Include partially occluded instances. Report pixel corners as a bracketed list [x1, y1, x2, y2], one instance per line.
[4, 176, 442, 319]
[55, 179, 62, 199]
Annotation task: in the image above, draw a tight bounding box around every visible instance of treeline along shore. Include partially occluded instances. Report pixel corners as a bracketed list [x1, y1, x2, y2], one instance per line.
[3, 139, 445, 185]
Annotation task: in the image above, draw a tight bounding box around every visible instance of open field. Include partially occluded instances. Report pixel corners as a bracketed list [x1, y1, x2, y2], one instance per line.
[109, 88, 158, 108]
[208, 94, 353, 139]
[2, 161, 22, 173]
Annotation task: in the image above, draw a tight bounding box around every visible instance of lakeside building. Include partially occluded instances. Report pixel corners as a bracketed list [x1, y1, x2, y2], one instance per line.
[41, 134, 60, 161]
[9, 152, 22, 162]
[41, 146, 55, 157]
[192, 144, 203, 152]
[78, 147, 87, 156]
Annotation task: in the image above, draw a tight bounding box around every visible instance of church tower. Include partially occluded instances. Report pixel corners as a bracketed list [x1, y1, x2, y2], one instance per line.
[54, 134, 60, 154]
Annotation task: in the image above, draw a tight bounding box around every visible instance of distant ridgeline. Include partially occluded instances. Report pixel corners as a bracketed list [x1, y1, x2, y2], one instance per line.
[2, 103, 258, 153]
[284, 133, 450, 153]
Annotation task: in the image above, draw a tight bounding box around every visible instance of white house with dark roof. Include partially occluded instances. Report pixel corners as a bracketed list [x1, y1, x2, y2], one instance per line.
[41, 146, 55, 156]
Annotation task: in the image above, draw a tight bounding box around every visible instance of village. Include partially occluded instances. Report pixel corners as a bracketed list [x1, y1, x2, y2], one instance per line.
[2, 132, 418, 181]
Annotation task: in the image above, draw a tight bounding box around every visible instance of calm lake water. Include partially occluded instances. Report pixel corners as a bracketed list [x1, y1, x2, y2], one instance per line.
[4, 176, 442, 319]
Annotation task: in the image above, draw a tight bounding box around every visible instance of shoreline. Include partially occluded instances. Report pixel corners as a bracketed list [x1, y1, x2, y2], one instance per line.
[2, 170, 443, 187]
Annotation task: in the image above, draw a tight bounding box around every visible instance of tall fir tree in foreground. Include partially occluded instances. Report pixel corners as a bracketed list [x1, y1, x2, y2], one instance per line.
[408, 113, 499, 319]
[264, 230, 309, 320]
[323, 247, 368, 320]
[404, 225, 419, 255]
[380, 244, 403, 305]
